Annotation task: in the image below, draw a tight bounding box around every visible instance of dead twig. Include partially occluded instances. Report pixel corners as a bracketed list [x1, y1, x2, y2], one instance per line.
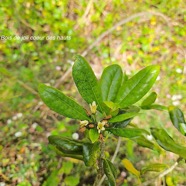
[55, 11, 171, 88]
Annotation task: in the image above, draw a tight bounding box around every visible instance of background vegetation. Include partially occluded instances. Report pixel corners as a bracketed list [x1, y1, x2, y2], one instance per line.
[0, 0, 186, 185]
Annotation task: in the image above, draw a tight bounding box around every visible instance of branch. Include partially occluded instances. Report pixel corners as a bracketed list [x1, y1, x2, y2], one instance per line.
[97, 137, 122, 186]
[141, 161, 179, 186]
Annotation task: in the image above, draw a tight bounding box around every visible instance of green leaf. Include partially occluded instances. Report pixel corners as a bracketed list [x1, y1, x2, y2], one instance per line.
[38, 84, 90, 121]
[83, 142, 100, 166]
[151, 128, 186, 159]
[141, 104, 167, 111]
[72, 55, 105, 113]
[89, 128, 99, 143]
[103, 159, 117, 186]
[141, 163, 168, 174]
[100, 64, 123, 102]
[141, 92, 157, 106]
[64, 176, 80, 186]
[122, 159, 140, 178]
[104, 101, 120, 110]
[116, 65, 160, 108]
[106, 128, 149, 138]
[113, 118, 132, 128]
[131, 135, 155, 150]
[48, 135, 83, 155]
[109, 112, 139, 123]
[169, 106, 186, 136]
[42, 170, 60, 186]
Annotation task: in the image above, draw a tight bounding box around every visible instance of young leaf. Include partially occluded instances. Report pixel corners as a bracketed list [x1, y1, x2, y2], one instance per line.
[38, 84, 90, 121]
[151, 128, 186, 159]
[89, 128, 99, 143]
[141, 163, 168, 174]
[109, 112, 139, 123]
[72, 55, 105, 113]
[141, 92, 157, 107]
[116, 65, 160, 108]
[106, 128, 149, 138]
[83, 142, 100, 166]
[122, 159, 140, 178]
[100, 64, 123, 102]
[169, 106, 186, 136]
[103, 159, 117, 186]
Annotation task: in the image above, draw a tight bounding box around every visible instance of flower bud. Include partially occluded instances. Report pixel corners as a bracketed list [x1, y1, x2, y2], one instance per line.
[80, 120, 89, 128]
[89, 101, 97, 114]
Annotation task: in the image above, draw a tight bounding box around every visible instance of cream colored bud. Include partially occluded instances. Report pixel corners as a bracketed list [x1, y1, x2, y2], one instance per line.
[80, 120, 89, 128]
[89, 101, 97, 114]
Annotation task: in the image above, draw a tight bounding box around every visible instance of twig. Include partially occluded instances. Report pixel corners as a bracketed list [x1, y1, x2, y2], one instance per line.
[74, 0, 94, 30]
[18, 80, 38, 96]
[97, 137, 122, 186]
[81, 11, 171, 57]
[141, 161, 179, 186]
[55, 11, 171, 88]
[159, 162, 178, 178]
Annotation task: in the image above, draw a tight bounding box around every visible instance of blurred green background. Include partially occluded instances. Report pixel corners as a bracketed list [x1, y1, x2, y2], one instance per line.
[0, 0, 186, 185]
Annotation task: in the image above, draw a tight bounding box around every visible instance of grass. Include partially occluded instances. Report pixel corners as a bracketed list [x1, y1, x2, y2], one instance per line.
[0, 0, 186, 185]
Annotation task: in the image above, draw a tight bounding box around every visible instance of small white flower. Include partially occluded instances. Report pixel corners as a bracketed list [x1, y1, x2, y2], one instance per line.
[89, 101, 97, 114]
[55, 66, 61, 71]
[12, 115, 18, 120]
[7, 119, 12, 124]
[38, 101, 43, 106]
[80, 120, 89, 128]
[146, 135, 153, 141]
[72, 133, 79, 140]
[0, 182, 6, 186]
[172, 100, 180, 106]
[171, 94, 182, 101]
[15, 131, 22, 137]
[176, 68, 182, 74]
[156, 76, 161, 81]
[17, 113, 23, 118]
[32, 122, 38, 129]
[97, 121, 106, 133]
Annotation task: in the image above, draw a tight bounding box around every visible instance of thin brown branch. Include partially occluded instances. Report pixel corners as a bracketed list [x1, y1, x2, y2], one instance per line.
[55, 11, 171, 88]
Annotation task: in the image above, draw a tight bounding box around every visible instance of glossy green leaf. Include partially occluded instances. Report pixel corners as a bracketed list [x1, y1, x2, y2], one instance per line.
[113, 118, 132, 128]
[141, 92, 157, 106]
[104, 101, 120, 110]
[83, 142, 100, 166]
[141, 163, 168, 174]
[131, 136, 155, 150]
[169, 106, 186, 136]
[100, 64, 123, 102]
[89, 128, 99, 143]
[122, 159, 140, 178]
[72, 55, 105, 113]
[48, 135, 83, 155]
[116, 65, 160, 108]
[151, 128, 186, 159]
[141, 104, 167, 111]
[109, 112, 139, 123]
[38, 84, 90, 121]
[103, 159, 117, 186]
[106, 128, 149, 138]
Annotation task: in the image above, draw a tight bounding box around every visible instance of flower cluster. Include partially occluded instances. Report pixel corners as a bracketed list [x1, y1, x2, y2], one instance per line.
[79, 101, 107, 134]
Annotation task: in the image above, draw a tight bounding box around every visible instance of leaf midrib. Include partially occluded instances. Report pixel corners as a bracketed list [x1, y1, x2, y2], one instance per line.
[79, 61, 104, 113]
[105, 68, 119, 101]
